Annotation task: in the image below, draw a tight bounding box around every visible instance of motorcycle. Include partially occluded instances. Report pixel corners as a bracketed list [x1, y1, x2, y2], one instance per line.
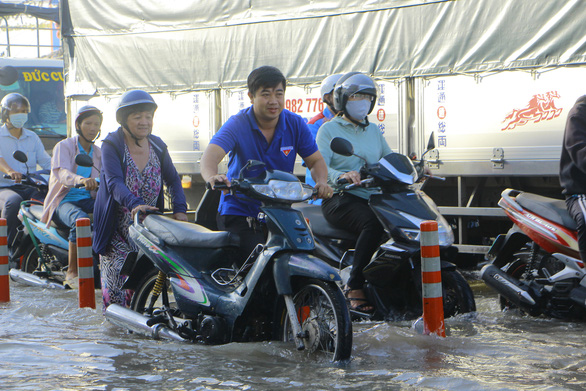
[9, 152, 100, 289]
[106, 160, 353, 361]
[296, 136, 476, 321]
[481, 188, 586, 320]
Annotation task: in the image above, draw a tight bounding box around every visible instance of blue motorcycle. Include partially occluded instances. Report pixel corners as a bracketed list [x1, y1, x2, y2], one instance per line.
[9, 153, 99, 289]
[106, 160, 353, 361]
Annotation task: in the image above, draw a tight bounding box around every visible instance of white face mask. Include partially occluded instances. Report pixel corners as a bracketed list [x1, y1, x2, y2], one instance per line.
[9, 113, 28, 129]
[345, 100, 371, 121]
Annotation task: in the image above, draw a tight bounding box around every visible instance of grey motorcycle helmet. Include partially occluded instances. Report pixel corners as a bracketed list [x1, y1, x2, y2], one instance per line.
[1, 93, 30, 124]
[332, 72, 378, 115]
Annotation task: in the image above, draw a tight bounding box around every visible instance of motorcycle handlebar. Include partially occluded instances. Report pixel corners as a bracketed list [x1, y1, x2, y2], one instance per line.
[3, 173, 27, 180]
[206, 182, 230, 191]
[339, 177, 375, 190]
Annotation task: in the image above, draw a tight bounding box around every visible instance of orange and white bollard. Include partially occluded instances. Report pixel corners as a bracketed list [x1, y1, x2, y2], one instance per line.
[419, 220, 445, 337]
[0, 218, 8, 302]
[76, 218, 95, 309]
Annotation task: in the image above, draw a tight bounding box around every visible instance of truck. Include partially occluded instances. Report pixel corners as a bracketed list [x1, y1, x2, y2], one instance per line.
[60, 0, 586, 261]
[0, 58, 66, 151]
[0, 2, 64, 151]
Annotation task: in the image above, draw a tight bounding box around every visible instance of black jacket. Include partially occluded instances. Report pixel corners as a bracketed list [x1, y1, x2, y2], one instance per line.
[560, 95, 586, 196]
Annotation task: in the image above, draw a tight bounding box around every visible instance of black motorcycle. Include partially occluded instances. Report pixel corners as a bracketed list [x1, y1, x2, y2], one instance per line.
[107, 160, 353, 361]
[296, 137, 476, 320]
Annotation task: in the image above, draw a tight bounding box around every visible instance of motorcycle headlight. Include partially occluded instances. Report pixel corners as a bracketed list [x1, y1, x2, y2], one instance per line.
[436, 214, 454, 247]
[397, 212, 454, 247]
[252, 180, 314, 202]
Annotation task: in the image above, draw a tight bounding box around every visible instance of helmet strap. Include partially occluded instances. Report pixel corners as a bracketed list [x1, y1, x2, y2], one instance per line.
[77, 127, 100, 144]
[122, 124, 144, 146]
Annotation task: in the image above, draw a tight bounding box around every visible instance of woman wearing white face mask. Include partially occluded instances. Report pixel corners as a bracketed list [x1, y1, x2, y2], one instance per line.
[0, 93, 51, 248]
[315, 72, 392, 315]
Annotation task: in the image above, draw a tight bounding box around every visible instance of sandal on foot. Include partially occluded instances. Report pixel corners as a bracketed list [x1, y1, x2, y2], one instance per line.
[64, 277, 79, 290]
[343, 288, 374, 314]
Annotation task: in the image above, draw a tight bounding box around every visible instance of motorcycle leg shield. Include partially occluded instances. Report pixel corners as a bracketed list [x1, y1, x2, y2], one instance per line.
[273, 253, 341, 295]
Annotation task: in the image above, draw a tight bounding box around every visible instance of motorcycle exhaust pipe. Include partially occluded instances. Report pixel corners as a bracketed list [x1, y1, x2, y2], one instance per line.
[9, 269, 66, 289]
[105, 304, 188, 343]
[480, 264, 539, 310]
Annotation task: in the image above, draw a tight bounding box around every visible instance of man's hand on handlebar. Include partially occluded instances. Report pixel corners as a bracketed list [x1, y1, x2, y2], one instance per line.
[8, 170, 22, 184]
[207, 174, 231, 194]
[314, 181, 333, 200]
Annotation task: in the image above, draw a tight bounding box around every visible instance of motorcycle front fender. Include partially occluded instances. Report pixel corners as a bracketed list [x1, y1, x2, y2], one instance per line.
[487, 225, 529, 268]
[273, 252, 341, 295]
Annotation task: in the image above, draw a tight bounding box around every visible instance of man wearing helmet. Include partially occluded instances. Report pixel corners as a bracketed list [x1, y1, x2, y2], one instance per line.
[0, 93, 51, 248]
[305, 74, 343, 200]
[41, 105, 103, 287]
[316, 72, 392, 315]
[93, 90, 187, 311]
[201, 65, 333, 262]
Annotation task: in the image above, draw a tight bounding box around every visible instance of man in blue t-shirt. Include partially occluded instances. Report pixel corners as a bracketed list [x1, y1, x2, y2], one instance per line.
[201, 65, 332, 260]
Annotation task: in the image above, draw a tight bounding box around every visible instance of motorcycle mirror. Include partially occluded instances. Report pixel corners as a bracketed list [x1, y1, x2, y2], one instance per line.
[12, 150, 27, 164]
[75, 153, 94, 168]
[0, 66, 18, 86]
[426, 132, 436, 151]
[238, 159, 266, 180]
[330, 137, 354, 157]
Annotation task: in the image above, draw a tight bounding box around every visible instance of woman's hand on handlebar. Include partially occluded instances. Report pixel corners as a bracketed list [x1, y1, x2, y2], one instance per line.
[338, 171, 361, 185]
[173, 212, 188, 222]
[79, 177, 99, 191]
[131, 205, 159, 220]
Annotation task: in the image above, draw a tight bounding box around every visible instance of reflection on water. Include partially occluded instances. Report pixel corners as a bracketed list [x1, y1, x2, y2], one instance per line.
[1, 277, 586, 390]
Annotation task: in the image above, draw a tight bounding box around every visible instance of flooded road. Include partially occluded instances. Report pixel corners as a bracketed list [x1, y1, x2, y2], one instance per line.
[2, 275, 586, 391]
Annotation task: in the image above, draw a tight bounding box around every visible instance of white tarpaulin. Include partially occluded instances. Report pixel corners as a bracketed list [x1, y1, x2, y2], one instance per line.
[62, 0, 586, 95]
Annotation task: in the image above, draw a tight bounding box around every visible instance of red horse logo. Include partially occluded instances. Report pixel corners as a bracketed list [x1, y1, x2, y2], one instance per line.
[501, 91, 563, 131]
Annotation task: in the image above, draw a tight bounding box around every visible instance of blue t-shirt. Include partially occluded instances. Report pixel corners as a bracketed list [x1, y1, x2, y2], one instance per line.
[210, 107, 318, 217]
[61, 142, 93, 204]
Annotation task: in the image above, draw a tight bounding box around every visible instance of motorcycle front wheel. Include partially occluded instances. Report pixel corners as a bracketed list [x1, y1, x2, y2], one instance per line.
[279, 278, 352, 362]
[441, 269, 476, 317]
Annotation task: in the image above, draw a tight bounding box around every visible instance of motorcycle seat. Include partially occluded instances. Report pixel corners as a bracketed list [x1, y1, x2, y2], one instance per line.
[293, 203, 357, 241]
[516, 192, 577, 230]
[28, 204, 60, 229]
[144, 214, 239, 248]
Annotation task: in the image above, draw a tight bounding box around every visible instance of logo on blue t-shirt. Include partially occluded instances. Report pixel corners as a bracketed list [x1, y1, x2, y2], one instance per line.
[280, 146, 293, 157]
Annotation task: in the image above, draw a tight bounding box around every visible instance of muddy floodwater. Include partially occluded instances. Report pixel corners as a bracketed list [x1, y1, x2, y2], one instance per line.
[2, 274, 586, 391]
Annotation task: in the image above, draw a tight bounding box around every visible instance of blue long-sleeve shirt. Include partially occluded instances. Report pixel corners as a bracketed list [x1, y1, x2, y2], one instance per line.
[92, 127, 187, 254]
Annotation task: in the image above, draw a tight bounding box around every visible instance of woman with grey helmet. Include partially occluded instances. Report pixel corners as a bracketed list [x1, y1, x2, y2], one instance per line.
[0, 93, 51, 249]
[41, 105, 103, 288]
[316, 72, 392, 314]
[93, 90, 187, 312]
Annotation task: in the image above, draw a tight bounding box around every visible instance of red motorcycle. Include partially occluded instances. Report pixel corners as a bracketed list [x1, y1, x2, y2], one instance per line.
[481, 188, 586, 320]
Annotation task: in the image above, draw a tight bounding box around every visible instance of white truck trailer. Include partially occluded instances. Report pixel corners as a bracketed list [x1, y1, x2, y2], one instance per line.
[60, 0, 586, 258]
